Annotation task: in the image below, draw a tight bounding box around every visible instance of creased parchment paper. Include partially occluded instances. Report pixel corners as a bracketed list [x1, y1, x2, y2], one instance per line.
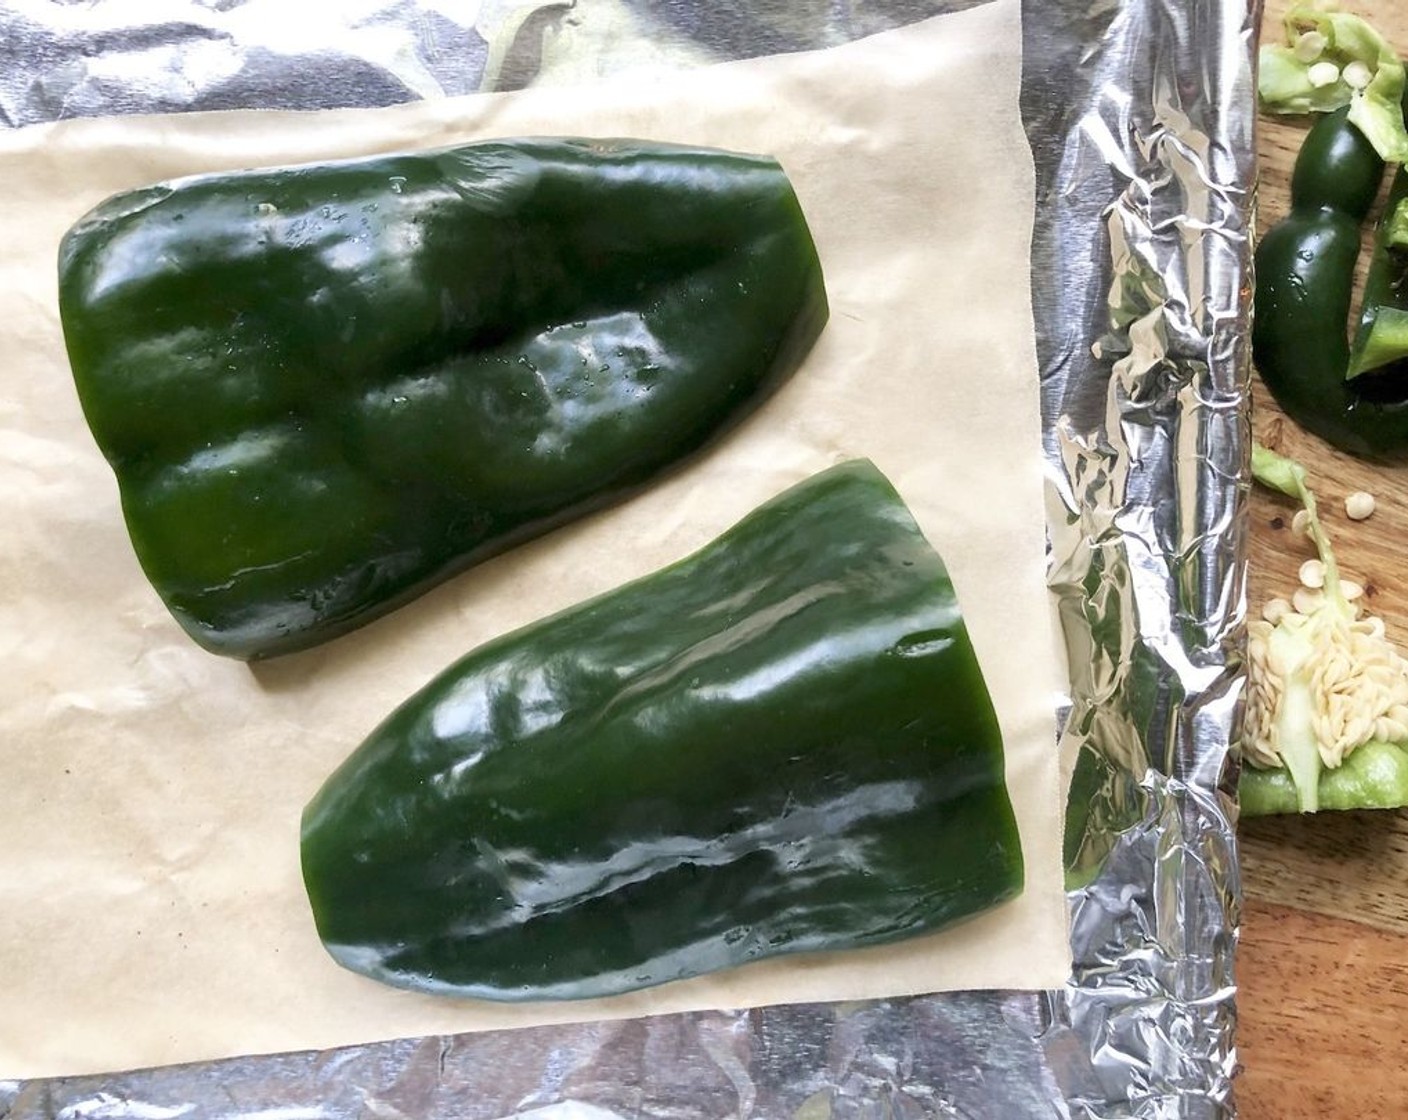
[0, 0, 1067, 1080]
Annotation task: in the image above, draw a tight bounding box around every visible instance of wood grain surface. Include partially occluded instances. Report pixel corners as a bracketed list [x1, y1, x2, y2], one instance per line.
[1239, 1, 1408, 1116]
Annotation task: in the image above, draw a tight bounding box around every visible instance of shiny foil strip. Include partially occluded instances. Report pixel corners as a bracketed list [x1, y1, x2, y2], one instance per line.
[0, 0, 1254, 1115]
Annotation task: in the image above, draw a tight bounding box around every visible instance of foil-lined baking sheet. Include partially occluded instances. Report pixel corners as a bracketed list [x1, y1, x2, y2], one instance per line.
[0, 0, 1253, 1115]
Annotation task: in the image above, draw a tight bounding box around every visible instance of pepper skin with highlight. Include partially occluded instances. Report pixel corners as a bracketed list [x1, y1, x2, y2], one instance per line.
[300, 461, 1024, 1001]
[1253, 105, 1408, 457]
[57, 137, 828, 658]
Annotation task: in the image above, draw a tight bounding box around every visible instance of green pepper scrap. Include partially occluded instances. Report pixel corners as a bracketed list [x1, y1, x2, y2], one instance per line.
[58, 138, 828, 659]
[1241, 445, 1408, 816]
[300, 460, 1024, 1001]
[1253, 101, 1408, 458]
[1347, 170, 1408, 380]
[1258, 2, 1408, 162]
[1253, 3, 1408, 459]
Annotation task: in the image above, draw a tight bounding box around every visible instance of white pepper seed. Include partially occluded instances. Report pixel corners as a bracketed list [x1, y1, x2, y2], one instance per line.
[1308, 61, 1342, 87]
[1345, 491, 1376, 520]
[1294, 30, 1328, 63]
[1342, 60, 1374, 90]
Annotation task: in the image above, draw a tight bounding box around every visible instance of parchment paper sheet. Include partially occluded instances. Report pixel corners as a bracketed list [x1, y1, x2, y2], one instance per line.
[0, 0, 1068, 1079]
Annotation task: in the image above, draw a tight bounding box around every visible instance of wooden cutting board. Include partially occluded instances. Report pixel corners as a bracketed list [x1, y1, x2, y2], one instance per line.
[1239, 1, 1408, 1115]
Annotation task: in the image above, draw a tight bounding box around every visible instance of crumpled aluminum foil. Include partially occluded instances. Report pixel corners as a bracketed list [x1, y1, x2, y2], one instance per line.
[0, 0, 1253, 1115]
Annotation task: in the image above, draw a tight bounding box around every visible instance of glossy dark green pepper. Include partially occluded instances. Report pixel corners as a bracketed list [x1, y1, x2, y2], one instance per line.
[57, 138, 828, 659]
[1253, 105, 1408, 458]
[300, 460, 1023, 1001]
[1347, 164, 1408, 379]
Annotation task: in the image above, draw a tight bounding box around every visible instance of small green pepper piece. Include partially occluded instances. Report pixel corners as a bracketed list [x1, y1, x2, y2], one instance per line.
[58, 138, 828, 659]
[300, 460, 1023, 1001]
[1252, 106, 1408, 458]
[1257, 4, 1408, 163]
[1241, 740, 1408, 817]
[1252, 102, 1408, 458]
[1347, 173, 1408, 378]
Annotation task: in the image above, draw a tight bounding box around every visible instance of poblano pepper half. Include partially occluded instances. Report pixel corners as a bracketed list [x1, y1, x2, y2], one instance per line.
[57, 138, 828, 659]
[300, 460, 1023, 1001]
